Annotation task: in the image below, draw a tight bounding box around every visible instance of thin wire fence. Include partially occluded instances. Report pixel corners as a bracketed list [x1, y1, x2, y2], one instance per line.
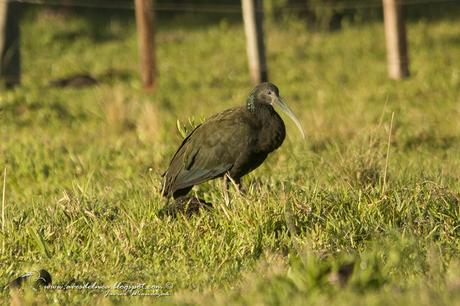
[4, 0, 460, 13]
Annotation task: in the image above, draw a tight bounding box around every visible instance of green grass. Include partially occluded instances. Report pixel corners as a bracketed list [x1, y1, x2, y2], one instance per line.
[1, 10, 459, 305]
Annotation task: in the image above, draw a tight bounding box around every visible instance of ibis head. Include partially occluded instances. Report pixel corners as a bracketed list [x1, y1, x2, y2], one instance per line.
[247, 82, 305, 139]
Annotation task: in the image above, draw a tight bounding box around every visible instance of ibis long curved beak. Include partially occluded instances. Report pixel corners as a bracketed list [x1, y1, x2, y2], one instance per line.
[274, 96, 305, 139]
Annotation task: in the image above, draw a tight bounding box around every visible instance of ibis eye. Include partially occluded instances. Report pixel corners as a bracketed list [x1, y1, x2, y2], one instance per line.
[268, 91, 273, 95]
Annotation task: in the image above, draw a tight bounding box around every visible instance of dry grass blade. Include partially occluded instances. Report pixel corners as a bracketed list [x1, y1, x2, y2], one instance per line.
[2, 167, 6, 254]
[382, 112, 395, 196]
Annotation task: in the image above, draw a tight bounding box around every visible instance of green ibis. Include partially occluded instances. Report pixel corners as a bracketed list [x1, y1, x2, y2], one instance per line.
[161, 82, 304, 199]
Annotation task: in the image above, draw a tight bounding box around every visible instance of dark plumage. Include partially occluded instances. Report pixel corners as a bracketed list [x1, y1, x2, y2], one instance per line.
[161, 82, 304, 199]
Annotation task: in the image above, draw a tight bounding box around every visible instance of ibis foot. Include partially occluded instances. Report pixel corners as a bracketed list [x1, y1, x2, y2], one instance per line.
[222, 174, 245, 202]
[159, 196, 212, 217]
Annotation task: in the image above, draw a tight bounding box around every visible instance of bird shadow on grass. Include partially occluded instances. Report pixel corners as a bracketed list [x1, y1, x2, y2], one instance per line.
[48, 69, 133, 89]
[402, 132, 459, 151]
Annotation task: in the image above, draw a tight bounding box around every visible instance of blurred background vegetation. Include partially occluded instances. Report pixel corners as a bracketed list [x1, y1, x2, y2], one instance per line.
[23, 0, 460, 30]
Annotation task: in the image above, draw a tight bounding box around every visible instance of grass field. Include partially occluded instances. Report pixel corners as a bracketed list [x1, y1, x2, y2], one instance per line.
[1, 8, 459, 305]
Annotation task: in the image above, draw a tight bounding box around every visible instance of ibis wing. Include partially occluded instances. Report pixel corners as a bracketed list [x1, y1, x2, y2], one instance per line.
[162, 109, 252, 196]
[162, 123, 202, 176]
[172, 163, 232, 191]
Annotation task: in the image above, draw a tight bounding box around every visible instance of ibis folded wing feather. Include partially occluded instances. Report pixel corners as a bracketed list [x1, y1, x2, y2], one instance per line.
[162, 108, 253, 197]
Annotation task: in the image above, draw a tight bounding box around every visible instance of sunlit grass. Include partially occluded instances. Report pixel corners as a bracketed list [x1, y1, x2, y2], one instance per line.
[0, 10, 459, 305]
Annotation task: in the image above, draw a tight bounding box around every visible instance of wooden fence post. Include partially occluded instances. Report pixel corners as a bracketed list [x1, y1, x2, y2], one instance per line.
[242, 0, 268, 85]
[383, 0, 409, 80]
[0, 1, 21, 88]
[135, 0, 156, 90]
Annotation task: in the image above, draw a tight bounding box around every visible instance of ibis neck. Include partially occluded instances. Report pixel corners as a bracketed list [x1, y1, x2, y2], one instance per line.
[247, 98, 273, 114]
[246, 94, 257, 112]
[253, 103, 286, 152]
